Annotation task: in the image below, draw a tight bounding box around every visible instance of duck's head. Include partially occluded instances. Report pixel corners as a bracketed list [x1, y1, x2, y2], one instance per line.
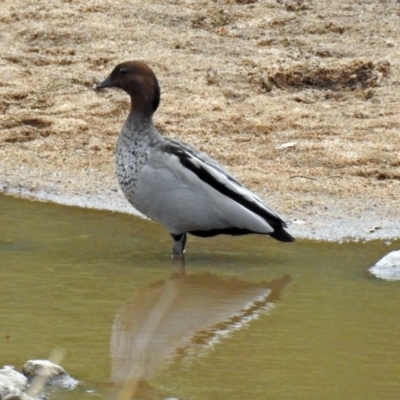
[96, 61, 160, 116]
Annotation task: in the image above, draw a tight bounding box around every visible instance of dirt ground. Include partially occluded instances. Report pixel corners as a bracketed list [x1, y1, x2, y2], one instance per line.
[0, 0, 399, 241]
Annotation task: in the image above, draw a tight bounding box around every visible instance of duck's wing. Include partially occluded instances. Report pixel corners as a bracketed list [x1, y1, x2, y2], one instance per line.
[168, 139, 243, 186]
[162, 139, 294, 242]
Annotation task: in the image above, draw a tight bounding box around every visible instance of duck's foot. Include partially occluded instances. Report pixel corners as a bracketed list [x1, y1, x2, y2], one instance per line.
[172, 253, 186, 274]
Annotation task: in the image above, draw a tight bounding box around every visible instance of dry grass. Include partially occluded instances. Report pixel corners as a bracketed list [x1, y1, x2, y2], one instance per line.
[0, 0, 399, 226]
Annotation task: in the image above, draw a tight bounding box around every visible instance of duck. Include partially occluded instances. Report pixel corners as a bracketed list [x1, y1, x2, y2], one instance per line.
[96, 61, 294, 256]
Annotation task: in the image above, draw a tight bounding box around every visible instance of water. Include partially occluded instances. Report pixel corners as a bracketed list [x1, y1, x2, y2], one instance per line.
[1, 193, 399, 400]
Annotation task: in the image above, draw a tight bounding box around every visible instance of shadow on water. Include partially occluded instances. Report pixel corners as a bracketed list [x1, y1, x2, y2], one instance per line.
[1, 193, 400, 400]
[111, 270, 291, 399]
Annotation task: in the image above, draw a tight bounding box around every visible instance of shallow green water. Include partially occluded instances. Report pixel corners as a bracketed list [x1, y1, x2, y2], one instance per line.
[1, 193, 399, 400]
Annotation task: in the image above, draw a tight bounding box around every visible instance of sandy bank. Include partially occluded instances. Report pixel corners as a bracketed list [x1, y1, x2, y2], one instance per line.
[0, 0, 399, 242]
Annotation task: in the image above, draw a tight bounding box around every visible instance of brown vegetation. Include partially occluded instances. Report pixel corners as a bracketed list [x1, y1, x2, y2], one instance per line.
[0, 0, 399, 236]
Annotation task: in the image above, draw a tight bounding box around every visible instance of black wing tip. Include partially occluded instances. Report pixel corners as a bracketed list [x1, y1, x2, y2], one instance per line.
[269, 228, 295, 243]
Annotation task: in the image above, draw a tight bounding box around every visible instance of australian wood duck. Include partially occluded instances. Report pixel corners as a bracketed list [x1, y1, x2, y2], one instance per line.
[96, 61, 294, 256]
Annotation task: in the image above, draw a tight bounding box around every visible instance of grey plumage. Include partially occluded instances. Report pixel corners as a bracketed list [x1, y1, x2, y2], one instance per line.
[96, 61, 294, 256]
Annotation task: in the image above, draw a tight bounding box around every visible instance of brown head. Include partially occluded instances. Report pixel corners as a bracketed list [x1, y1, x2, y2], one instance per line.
[96, 61, 160, 116]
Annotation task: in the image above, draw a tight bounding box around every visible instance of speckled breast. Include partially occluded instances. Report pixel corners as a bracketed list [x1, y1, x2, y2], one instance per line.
[116, 135, 149, 209]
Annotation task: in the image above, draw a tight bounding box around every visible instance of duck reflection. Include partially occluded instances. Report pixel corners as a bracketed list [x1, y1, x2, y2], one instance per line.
[111, 268, 291, 398]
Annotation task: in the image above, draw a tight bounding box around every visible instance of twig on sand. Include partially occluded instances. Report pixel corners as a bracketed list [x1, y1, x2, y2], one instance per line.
[289, 175, 343, 180]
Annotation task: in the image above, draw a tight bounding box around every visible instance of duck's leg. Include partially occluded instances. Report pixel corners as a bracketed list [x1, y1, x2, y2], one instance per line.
[171, 233, 187, 256]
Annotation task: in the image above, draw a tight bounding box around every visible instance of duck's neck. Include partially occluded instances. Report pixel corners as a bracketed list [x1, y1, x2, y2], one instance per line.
[120, 110, 162, 145]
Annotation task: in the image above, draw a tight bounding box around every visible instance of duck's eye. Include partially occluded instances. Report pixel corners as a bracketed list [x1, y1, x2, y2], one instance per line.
[120, 67, 128, 75]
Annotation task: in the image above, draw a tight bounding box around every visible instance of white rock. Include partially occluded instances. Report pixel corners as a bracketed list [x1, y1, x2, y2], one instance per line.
[292, 220, 306, 225]
[22, 361, 78, 390]
[275, 141, 297, 150]
[369, 250, 400, 281]
[0, 367, 32, 400]
[22, 360, 65, 379]
[0, 368, 27, 392]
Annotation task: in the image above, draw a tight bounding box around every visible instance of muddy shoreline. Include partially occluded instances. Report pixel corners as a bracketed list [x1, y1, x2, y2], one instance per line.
[2, 177, 398, 243]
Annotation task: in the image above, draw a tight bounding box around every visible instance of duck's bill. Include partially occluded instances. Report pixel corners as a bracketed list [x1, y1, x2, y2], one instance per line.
[96, 75, 113, 90]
